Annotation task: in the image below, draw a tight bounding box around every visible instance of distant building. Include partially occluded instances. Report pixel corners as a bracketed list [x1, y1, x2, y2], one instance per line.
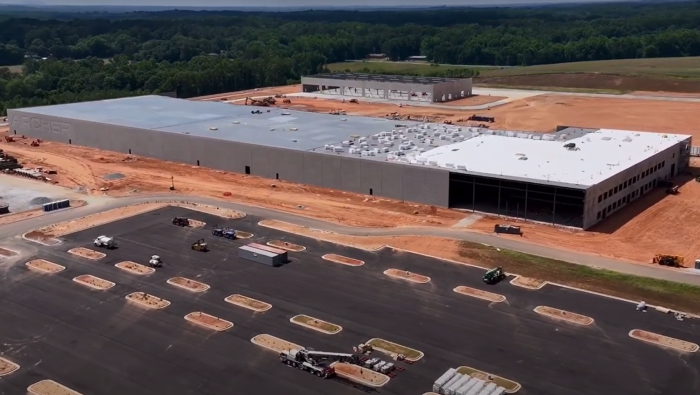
[365, 53, 388, 60]
[406, 56, 428, 62]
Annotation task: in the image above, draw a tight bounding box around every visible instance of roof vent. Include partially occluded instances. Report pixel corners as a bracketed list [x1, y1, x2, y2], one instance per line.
[281, 112, 291, 115]
[290, 128, 298, 131]
[519, 156, 528, 160]
[209, 127, 218, 130]
[602, 137, 612, 141]
[457, 165, 467, 170]
[232, 121, 240, 124]
[451, 148, 459, 152]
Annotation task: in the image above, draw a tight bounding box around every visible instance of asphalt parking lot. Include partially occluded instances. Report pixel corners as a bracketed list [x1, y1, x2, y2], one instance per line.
[0, 206, 698, 395]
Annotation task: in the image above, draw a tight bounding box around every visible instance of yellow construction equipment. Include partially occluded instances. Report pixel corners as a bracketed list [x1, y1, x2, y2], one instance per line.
[652, 254, 684, 267]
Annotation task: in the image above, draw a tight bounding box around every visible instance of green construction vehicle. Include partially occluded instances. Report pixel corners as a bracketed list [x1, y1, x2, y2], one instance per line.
[483, 267, 506, 284]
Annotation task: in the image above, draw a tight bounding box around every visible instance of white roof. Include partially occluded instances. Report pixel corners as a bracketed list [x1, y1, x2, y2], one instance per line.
[412, 129, 691, 187]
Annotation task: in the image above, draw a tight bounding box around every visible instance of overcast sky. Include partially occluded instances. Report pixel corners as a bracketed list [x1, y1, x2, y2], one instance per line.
[0, 0, 652, 6]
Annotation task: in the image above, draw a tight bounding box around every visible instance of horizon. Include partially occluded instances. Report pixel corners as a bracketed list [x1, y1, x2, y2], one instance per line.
[0, 0, 665, 7]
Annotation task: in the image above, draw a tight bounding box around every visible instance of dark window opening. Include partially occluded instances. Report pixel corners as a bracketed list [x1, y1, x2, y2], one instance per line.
[14, 130, 17, 135]
[276, 173, 279, 180]
[369, 188, 373, 196]
[68, 139, 72, 144]
[245, 166, 251, 175]
[197, 160, 200, 166]
[128, 149, 132, 154]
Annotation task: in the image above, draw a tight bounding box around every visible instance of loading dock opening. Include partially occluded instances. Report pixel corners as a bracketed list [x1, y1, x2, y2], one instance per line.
[448, 172, 585, 228]
[245, 166, 250, 175]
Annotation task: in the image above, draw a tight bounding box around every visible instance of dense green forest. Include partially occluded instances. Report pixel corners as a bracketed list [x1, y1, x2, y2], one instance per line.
[3, 2, 700, 115]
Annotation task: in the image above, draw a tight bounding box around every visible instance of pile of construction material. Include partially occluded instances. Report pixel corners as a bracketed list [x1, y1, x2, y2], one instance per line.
[433, 368, 506, 395]
[0, 149, 22, 171]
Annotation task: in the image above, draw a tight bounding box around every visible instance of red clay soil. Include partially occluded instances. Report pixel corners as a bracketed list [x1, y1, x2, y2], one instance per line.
[68, 247, 105, 260]
[322, 254, 364, 266]
[24, 231, 61, 245]
[73, 274, 114, 290]
[185, 312, 233, 331]
[332, 363, 389, 386]
[168, 277, 209, 291]
[441, 95, 508, 106]
[384, 268, 430, 283]
[26, 259, 65, 273]
[268, 240, 305, 252]
[0, 247, 17, 257]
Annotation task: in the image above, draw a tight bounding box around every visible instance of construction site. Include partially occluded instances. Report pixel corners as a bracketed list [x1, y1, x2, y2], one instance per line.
[3, 82, 700, 267]
[0, 205, 697, 395]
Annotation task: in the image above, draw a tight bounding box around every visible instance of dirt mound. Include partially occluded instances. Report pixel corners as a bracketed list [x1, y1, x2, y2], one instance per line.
[30, 197, 52, 205]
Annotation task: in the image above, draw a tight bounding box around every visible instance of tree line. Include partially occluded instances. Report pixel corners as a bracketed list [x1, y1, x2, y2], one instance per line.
[3, 2, 700, 114]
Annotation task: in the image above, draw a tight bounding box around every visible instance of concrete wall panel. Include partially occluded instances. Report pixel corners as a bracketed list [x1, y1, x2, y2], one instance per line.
[360, 161, 385, 197]
[423, 167, 450, 206]
[402, 165, 426, 203]
[379, 162, 404, 200]
[161, 132, 196, 164]
[303, 152, 325, 186]
[322, 155, 343, 190]
[340, 156, 362, 193]
[249, 145, 271, 178]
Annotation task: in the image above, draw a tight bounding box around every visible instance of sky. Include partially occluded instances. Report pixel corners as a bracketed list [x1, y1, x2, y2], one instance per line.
[0, 0, 653, 7]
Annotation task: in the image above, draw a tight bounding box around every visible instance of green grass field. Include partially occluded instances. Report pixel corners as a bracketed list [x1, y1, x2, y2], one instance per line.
[458, 241, 700, 315]
[327, 60, 498, 75]
[328, 57, 700, 79]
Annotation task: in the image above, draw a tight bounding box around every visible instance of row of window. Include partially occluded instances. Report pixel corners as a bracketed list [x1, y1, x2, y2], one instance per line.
[596, 179, 657, 220]
[597, 160, 667, 203]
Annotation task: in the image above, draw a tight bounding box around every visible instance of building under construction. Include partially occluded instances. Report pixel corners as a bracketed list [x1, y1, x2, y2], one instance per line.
[301, 73, 472, 103]
[7, 95, 691, 229]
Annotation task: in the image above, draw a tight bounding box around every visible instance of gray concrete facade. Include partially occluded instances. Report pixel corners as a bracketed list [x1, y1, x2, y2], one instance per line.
[6, 109, 450, 207]
[582, 136, 692, 229]
[301, 74, 472, 103]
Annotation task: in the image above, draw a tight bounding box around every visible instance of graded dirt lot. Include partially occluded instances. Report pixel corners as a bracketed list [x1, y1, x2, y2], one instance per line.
[384, 268, 431, 284]
[0, 356, 19, 376]
[533, 306, 595, 326]
[322, 253, 365, 266]
[115, 261, 155, 275]
[67, 247, 105, 260]
[27, 379, 82, 395]
[291, 314, 342, 334]
[331, 363, 390, 387]
[73, 274, 115, 290]
[125, 292, 170, 309]
[26, 259, 65, 274]
[167, 277, 210, 292]
[225, 294, 272, 312]
[184, 312, 233, 331]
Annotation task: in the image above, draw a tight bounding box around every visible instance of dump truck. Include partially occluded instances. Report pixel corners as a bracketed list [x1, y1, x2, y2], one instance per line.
[172, 217, 190, 227]
[191, 239, 209, 252]
[93, 235, 116, 249]
[483, 267, 506, 284]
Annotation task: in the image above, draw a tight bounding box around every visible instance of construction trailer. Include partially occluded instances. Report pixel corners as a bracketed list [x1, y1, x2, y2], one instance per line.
[248, 242, 289, 262]
[238, 244, 286, 267]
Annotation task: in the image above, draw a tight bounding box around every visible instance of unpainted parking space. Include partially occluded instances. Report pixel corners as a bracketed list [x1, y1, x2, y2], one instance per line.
[2, 206, 698, 395]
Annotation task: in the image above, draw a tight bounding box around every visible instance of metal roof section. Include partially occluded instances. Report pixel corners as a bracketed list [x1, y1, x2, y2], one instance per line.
[305, 72, 463, 84]
[15, 96, 690, 189]
[411, 128, 691, 187]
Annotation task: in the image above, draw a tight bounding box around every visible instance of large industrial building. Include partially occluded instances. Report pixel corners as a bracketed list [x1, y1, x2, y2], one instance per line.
[301, 73, 472, 103]
[7, 95, 691, 229]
